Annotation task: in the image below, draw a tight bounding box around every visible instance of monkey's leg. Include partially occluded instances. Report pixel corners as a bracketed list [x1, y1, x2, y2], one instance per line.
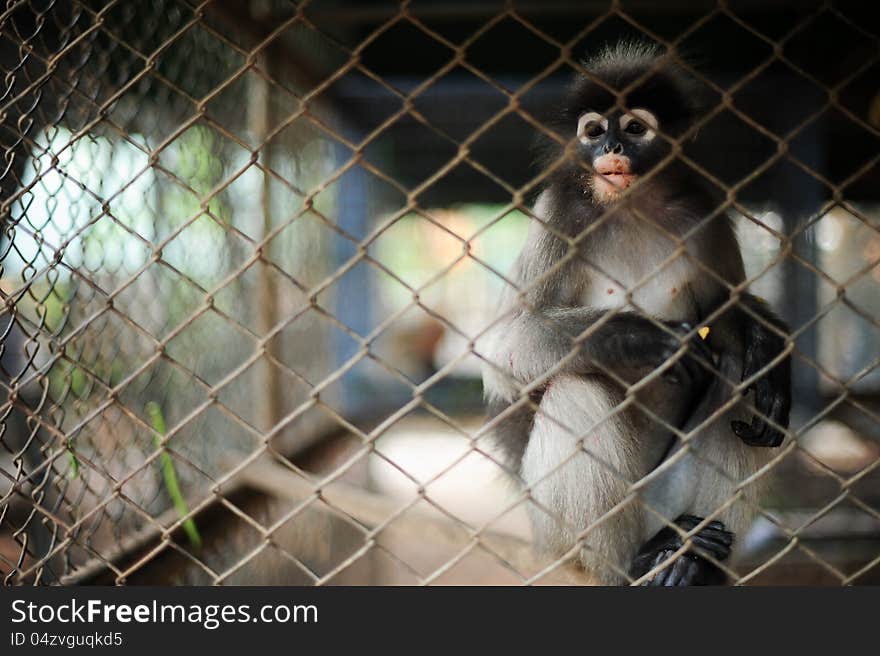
[521, 374, 667, 585]
[637, 356, 775, 584]
[629, 515, 733, 586]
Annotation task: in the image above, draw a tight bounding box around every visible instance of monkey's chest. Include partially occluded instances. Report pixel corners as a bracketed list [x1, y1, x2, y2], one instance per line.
[578, 253, 699, 321]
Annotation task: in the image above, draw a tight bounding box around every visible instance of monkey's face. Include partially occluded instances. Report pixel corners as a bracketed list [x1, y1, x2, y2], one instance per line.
[576, 108, 662, 205]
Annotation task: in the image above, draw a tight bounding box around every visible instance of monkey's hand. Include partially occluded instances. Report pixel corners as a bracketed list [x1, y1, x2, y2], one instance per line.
[629, 515, 733, 586]
[661, 322, 717, 387]
[596, 319, 715, 388]
[730, 314, 791, 448]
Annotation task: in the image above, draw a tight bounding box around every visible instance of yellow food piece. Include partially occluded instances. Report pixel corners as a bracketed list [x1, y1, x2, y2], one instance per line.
[698, 326, 710, 340]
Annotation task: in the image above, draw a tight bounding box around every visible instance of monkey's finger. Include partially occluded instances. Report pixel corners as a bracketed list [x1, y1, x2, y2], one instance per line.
[676, 337, 716, 387]
[649, 568, 671, 586]
[766, 372, 792, 425]
[732, 388, 770, 443]
[676, 558, 702, 586]
[731, 419, 761, 445]
[676, 515, 697, 530]
[753, 360, 791, 445]
[760, 393, 787, 447]
[671, 321, 716, 366]
[690, 541, 731, 561]
[741, 377, 788, 446]
[686, 332, 717, 368]
[676, 517, 733, 558]
[665, 556, 691, 586]
[752, 402, 769, 434]
[675, 514, 705, 532]
[749, 380, 772, 432]
[731, 419, 756, 443]
[658, 348, 692, 386]
[690, 535, 732, 560]
[696, 527, 734, 547]
[647, 552, 673, 586]
[691, 526, 734, 548]
[665, 343, 713, 389]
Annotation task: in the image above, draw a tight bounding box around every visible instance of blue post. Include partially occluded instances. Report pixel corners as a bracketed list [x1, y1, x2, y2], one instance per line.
[333, 131, 373, 416]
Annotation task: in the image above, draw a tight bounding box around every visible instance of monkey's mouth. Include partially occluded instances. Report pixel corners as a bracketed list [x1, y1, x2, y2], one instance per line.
[592, 154, 637, 194]
[595, 166, 636, 188]
[599, 173, 636, 189]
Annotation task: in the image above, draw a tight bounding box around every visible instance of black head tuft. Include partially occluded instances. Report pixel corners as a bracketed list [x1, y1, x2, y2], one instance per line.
[561, 41, 704, 138]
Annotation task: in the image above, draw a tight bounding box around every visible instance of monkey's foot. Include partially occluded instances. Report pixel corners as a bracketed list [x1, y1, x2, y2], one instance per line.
[629, 515, 733, 586]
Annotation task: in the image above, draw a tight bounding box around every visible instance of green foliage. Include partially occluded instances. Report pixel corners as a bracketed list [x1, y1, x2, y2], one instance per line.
[146, 402, 202, 550]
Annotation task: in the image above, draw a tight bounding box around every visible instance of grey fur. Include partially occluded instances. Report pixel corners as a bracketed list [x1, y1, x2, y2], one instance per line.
[479, 48, 779, 585]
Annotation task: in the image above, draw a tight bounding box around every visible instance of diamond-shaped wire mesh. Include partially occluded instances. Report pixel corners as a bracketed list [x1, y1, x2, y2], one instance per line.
[1, 0, 879, 585]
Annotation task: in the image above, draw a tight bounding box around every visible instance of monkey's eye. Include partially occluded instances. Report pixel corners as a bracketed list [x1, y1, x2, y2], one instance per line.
[585, 122, 606, 138]
[577, 112, 608, 144]
[620, 109, 658, 141]
[624, 120, 646, 135]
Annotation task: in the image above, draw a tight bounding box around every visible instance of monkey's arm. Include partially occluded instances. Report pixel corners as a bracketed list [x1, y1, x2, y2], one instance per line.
[730, 294, 791, 447]
[485, 305, 712, 399]
[707, 293, 791, 448]
[481, 305, 713, 470]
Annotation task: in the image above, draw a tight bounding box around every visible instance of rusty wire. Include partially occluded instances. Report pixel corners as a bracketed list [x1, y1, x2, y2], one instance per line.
[1, 0, 879, 586]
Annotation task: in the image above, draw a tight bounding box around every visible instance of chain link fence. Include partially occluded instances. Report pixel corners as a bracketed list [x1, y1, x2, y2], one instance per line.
[1, 0, 878, 585]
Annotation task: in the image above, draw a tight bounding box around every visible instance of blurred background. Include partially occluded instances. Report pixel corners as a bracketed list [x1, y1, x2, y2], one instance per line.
[1, 0, 879, 585]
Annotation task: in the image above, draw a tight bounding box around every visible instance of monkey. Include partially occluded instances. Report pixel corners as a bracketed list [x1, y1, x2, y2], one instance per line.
[479, 42, 791, 586]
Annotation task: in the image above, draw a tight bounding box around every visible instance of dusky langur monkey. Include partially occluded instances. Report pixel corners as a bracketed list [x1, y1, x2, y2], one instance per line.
[480, 43, 791, 586]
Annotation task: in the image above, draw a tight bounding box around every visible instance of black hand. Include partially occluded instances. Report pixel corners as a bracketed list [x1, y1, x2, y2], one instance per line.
[731, 319, 791, 448]
[661, 321, 716, 388]
[592, 318, 715, 388]
[629, 514, 733, 586]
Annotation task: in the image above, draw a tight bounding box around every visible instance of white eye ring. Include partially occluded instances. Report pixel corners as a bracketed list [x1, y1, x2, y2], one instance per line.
[577, 112, 608, 144]
[620, 108, 658, 141]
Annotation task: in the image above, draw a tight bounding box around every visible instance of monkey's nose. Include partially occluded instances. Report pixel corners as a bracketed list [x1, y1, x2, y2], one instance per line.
[603, 142, 624, 154]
